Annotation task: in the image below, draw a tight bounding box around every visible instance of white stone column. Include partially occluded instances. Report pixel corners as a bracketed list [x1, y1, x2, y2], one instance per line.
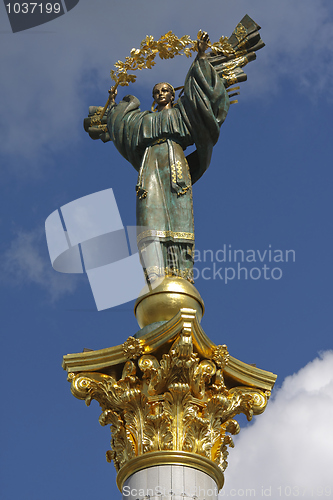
[122, 465, 219, 500]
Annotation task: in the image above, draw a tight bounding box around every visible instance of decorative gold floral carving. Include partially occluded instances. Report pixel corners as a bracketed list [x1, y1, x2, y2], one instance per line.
[122, 336, 144, 359]
[212, 344, 229, 368]
[68, 332, 270, 478]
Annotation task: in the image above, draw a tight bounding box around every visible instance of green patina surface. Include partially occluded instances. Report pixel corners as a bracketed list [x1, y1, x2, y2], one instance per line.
[107, 56, 230, 283]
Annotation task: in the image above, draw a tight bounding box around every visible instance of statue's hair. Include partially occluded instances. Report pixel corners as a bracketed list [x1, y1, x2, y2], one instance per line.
[152, 82, 175, 100]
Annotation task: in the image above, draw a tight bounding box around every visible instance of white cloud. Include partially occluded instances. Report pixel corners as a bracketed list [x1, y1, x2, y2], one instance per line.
[0, 227, 78, 301]
[222, 351, 333, 499]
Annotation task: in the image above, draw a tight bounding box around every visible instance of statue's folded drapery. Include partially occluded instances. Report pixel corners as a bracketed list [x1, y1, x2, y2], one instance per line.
[107, 56, 230, 283]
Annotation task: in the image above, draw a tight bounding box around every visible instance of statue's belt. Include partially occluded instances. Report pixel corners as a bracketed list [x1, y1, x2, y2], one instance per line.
[150, 137, 168, 146]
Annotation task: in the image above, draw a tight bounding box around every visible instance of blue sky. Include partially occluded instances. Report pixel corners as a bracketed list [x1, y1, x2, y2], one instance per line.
[1, 1, 332, 499]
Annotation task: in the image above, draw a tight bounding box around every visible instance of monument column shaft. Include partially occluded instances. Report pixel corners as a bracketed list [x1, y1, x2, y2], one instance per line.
[122, 465, 218, 500]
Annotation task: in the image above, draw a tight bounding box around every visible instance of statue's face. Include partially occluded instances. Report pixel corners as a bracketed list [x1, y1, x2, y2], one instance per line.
[153, 83, 174, 109]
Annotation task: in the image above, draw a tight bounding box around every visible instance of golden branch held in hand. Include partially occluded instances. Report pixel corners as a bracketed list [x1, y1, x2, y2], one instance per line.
[109, 30, 235, 89]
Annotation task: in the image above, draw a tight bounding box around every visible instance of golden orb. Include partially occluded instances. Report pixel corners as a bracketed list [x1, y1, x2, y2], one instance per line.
[134, 277, 204, 328]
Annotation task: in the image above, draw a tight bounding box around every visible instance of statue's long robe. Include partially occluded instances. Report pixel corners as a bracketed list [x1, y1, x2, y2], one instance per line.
[107, 56, 230, 282]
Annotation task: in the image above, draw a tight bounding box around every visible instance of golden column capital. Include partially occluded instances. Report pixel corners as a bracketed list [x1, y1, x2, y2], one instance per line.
[64, 309, 275, 492]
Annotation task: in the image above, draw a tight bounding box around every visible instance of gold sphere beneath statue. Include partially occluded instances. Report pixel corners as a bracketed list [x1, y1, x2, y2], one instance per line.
[134, 277, 205, 328]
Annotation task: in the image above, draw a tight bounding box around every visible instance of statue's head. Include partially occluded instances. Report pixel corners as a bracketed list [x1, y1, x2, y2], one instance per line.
[152, 82, 175, 110]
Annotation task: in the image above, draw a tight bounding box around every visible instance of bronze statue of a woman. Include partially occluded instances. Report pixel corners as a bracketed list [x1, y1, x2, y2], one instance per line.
[106, 33, 229, 284]
[84, 17, 264, 286]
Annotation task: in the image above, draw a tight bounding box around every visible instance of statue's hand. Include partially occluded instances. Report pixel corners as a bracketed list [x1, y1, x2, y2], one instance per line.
[108, 87, 118, 103]
[197, 31, 210, 57]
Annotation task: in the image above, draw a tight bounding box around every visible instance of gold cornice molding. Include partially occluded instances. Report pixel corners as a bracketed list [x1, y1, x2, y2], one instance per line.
[116, 451, 225, 492]
[63, 308, 277, 391]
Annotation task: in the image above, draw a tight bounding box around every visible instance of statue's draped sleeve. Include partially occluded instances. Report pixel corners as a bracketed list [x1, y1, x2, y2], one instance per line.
[107, 96, 148, 172]
[177, 56, 230, 184]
